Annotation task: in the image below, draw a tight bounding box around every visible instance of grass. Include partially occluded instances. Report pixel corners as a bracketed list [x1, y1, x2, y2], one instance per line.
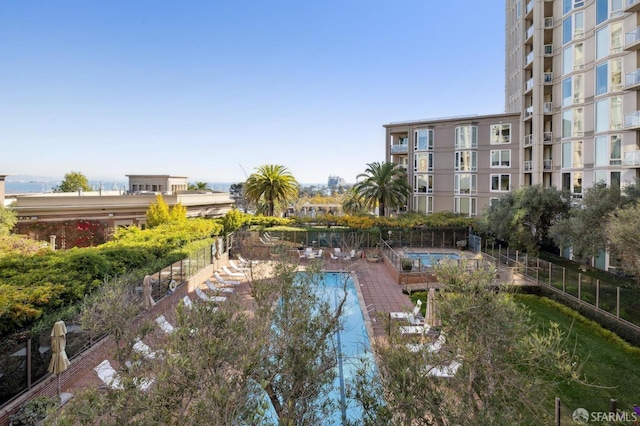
[515, 294, 640, 422]
[409, 291, 640, 422]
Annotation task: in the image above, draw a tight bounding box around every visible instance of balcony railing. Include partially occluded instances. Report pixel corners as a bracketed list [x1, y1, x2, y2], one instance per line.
[626, 0, 640, 13]
[524, 160, 533, 171]
[624, 151, 640, 167]
[544, 132, 553, 144]
[626, 69, 640, 89]
[544, 44, 553, 55]
[543, 159, 552, 170]
[390, 144, 408, 154]
[544, 17, 554, 29]
[524, 134, 533, 146]
[525, 106, 534, 118]
[525, 78, 534, 92]
[525, 51, 534, 66]
[543, 102, 553, 113]
[544, 72, 553, 83]
[625, 27, 640, 49]
[526, 0, 534, 14]
[526, 25, 534, 40]
[624, 111, 640, 128]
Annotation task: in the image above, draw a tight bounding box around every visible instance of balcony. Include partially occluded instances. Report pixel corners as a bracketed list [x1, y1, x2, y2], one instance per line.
[526, 25, 534, 40]
[625, 27, 640, 51]
[625, 0, 640, 13]
[390, 144, 408, 154]
[543, 132, 553, 144]
[543, 102, 553, 114]
[625, 69, 640, 90]
[543, 72, 553, 84]
[543, 159, 552, 170]
[544, 44, 553, 56]
[524, 160, 533, 171]
[525, 78, 534, 92]
[524, 134, 533, 146]
[525, 106, 534, 119]
[525, 0, 534, 16]
[624, 151, 640, 167]
[624, 111, 640, 129]
[544, 17, 554, 29]
[524, 51, 534, 69]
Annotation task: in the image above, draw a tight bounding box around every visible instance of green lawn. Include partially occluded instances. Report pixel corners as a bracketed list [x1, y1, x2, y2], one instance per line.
[515, 294, 640, 422]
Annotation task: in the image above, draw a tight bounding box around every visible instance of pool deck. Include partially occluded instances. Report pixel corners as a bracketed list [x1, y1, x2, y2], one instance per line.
[34, 249, 525, 407]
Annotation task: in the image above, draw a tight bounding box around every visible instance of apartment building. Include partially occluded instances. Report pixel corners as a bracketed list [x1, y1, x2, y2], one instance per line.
[506, 0, 640, 195]
[384, 113, 521, 217]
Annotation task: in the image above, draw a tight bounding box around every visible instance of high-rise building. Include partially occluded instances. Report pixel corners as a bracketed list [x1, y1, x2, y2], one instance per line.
[506, 0, 640, 194]
[386, 0, 640, 218]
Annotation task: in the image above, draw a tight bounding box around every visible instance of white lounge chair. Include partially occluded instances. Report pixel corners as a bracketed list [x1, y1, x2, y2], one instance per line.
[229, 260, 249, 272]
[214, 272, 241, 286]
[195, 287, 227, 303]
[264, 232, 279, 241]
[259, 236, 275, 246]
[222, 265, 245, 278]
[95, 359, 154, 391]
[205, 278, 234, 293]
[399, 324, 431, 335]
[390, 300, 424, 326]
[424, 359, 462, 378]
[133, 339, 159, 360]
[237, 255, 259, 266]
[349, 249, 357, 259]
[407, 332, 446, 353]
[330, 251, 339, 260]
[182, 295, 194, 309]
[155, 315, 175, 334]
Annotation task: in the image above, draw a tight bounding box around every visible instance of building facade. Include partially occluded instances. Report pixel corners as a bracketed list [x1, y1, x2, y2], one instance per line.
[384, 113, 521, 217]
[506, 0, 640, 195]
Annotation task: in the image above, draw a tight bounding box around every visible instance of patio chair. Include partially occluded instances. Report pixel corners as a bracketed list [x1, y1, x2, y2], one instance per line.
[155, 315, 175, 334]
[229, 260, 249, 272]
[407, 332, 446, 353]
[214, 272, 241, 286]
[133, 339, 160, 360]
[390, 300, 424, 326]
[399, 324, 431, 336]
[349, 249, 357, 259]
[424, 358, 462, 378]
[330, 251, 339, 260]
[238, 255, 259, 266]
[205, 278, 235, 293]
[222, 265, 245, 278]
[259, 236, 275, 246]
[264, 232, 279, 241]
[182, 295, 194, 309]
[95, 360, 154, 391]
[195, 287, 227, 303]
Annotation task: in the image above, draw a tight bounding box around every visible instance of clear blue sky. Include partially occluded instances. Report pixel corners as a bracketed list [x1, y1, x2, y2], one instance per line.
[0, 1, 506, 185]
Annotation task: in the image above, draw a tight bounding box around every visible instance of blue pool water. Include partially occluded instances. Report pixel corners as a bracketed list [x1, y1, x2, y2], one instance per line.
[405, 252, 460, 267]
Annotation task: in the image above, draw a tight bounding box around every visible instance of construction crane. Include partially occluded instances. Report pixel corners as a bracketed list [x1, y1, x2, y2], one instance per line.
[238, 164, 249, 180]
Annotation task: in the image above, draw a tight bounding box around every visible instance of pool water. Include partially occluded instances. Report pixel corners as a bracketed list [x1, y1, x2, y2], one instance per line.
[405, 252, 461, 267]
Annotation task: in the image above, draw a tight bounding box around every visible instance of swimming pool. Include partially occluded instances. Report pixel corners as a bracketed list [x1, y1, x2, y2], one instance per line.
[405, 252, 461, 268]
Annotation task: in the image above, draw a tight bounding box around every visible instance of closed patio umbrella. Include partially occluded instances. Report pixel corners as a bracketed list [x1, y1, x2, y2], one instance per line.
[426, 288, 441, 327]
[48, 320, 70, 396]
[143, 275, 156, 310]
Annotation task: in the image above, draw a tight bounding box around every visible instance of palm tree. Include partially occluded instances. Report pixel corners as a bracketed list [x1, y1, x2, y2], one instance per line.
[244, 165, 299, 217]
[354, 162, 411, 217]
[341, 187, 367, 215]
[188, 181, 210, 191]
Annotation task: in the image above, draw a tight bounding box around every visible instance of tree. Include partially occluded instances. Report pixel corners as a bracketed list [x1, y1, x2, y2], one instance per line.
[187, 181, 210, 191]
[549, 183, 623, 263]
[244, 165, 299, 217]
[0, 205, 17, 236]
[606, 202, 640, 280]
[169, 202, 187, 223]
[354, 162, 411, 217]
[229, 182, 249, 213]
[351, 259, 583, 425]
[480, 185, 571, 255]
[54, 171, 92, 193]
[341, 187, 368, 215]
[145, 194, 171, 227]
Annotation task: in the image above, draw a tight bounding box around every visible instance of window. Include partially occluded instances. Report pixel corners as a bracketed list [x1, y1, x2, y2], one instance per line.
[414, 129, 434, 151]
[490, 174, 511, 192]
[596, 59, 622, 96]
[596, 62, 608, 95]
[454, 151, 477, 172]
[562, 75, 584, 106]
[595, 97, 623, 132]
[414, 174, 433, 194]
[454, 174, 477, 195]
[596, 26, 609, 60]
[414, 152, 433, 172]
[563, 172, 583, 195]
[562, 109, 573, 138]
[562, 140, 583, 168]
[455, 126, 477, 149]
[563, 46, 574, 75]
[414, 195, 433, 214]
[563, 12, 584, 44]
[454, 197, 477, 217]
[596, 0, 607, 25]
[491, 150, 511, 167]
[490, 123, 511, 144]
[595, 135, 622, 166]
[574, 43, 584, 70]
[611, 22, 622, 53]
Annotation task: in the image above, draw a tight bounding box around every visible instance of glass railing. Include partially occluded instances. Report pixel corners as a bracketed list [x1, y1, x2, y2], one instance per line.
[525, 51, 534, 66]
[526, 0, 534, 14]
[624, 151, 640, 166]
[627, 0, 640, 11]
[524, 161, 533, 171]
[544, 17, 554, 28]
[625, 27, 640, 47]
[525, 78, 534, 91]
[543, 132, 553, 143]
[526, 25, 534, 40]
[525, 106, 534, 118]
[543, 159, 552, 170]
[544, 72, 553, 83]
[524, 134, 533, 146]
[624, 111, 640, 128]
[625, 69, 640, 88]
[543, 102, 553, 113]
[390, 145, 408, 154]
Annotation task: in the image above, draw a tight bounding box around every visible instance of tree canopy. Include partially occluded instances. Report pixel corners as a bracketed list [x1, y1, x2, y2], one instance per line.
[54, 171, 92, 193]
[354, 162, 411, 217]
[244, 165, 299, 217]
